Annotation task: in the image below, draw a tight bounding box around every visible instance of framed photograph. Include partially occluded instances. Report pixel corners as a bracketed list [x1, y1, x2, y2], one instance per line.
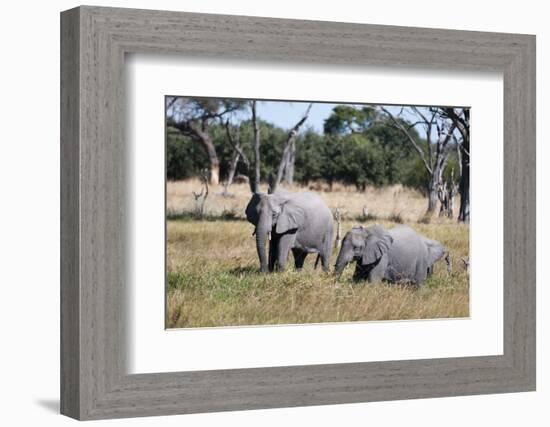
[61, 6, 536, 420]
[164, 96, 471, 329]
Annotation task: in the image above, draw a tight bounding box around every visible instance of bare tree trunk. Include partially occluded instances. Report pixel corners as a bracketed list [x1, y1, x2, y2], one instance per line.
[438, 181, 448, 217]
[223, 121, 248, 196]
[226, 150, 240, 185]
[428, 184, 439, 213]
[456, 140, 463, 176]
[223, 150, 240, 196]
[448, 184, 457, 218]
[192, 171, 209, 217]
[458, 111, 470, 223]
[443, 108, 470, 223]
[284, 139, 296, 185]
[251, 101, 261, 193]
[427, 163, 444, 213]
[273, 104, 312, 192]
[380, 106, 456, 217]
[334, 208, 342, 249]
[438, 169, 458, 218]
[188, 122, 220, 185]
[458, 150, 470, 222]
[210, 165, 220, 187]
[275, 147, 290, 190]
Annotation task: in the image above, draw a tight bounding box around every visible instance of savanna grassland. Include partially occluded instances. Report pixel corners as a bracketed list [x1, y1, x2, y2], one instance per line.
[166, 179, 469, 328]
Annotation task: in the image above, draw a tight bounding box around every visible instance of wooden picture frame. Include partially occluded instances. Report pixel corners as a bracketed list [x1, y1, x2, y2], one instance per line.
[60, 5, 536, 420]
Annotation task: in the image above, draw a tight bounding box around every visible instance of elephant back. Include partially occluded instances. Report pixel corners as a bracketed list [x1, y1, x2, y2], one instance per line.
[387, 225, 428, 270]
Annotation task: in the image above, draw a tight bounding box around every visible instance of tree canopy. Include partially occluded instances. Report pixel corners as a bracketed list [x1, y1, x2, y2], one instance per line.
[166, 101, 465, 202]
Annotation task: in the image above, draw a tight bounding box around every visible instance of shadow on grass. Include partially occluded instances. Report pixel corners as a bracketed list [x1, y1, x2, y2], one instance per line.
[351, 213, 380, 222]
[227, 265, 259, 276]
[167, 210, 247, 222]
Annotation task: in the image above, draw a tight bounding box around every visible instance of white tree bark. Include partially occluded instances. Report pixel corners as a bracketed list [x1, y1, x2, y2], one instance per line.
[273, 103, 312, 192]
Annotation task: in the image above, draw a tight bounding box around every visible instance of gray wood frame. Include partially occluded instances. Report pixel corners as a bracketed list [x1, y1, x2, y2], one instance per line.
[60, 5, 536, 420]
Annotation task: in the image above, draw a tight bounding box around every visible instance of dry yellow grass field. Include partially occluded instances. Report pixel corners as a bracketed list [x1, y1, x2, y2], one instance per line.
[167, 178, 462, 223]
[166, 179, 469, 328]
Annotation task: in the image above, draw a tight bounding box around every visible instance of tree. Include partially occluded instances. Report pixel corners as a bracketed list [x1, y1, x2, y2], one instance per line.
[441, 108, 470, 223]
[167, 97, 245, 185]
[334, 133, 386, 190]
[324, 105, 419, 189]
[293, 130, 325, 184]
[380, 106, 457, 214]
[364, 119, 415, 184]
[271, 103, 312, 192]
[324, 105, 377, 134]
[251, 100, 261, 193]
[222, 119, 251, 195]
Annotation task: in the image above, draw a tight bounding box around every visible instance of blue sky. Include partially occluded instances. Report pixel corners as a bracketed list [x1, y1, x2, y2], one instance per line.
[256, 100, 336, 134]
[249, 100, 431, 139]
[169, 96, 453, 140]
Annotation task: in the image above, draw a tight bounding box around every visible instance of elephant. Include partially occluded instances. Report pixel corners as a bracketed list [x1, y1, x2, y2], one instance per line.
[422, 236, 448, 276]
[334, 224, 446, 285]
[245, 191, 333, 272]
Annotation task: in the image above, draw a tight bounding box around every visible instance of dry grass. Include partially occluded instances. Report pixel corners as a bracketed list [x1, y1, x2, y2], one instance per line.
[167, 179, 462, 224]
[166, 179, 469, 328]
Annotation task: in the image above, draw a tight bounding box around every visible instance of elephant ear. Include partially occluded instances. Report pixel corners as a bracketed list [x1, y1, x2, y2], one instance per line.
[245, 193, 264, 226]
[362, 225, 393, 265]
[275, 201, 305, 234]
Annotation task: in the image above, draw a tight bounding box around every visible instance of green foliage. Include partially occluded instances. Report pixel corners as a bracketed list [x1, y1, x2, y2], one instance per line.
[294, 130, 325, 183]
[166, 104, 463, 192]
[334, 134, 386, 189]
[364, 119, 417, 184]
[323, 105, 377, 134]
[166, 127, 208, 180]
[400, 157, 430, 195]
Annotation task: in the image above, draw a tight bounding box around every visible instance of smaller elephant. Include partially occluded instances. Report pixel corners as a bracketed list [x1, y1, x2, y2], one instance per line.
[334, 224, 446, 285]
[422, 236, 447, 276]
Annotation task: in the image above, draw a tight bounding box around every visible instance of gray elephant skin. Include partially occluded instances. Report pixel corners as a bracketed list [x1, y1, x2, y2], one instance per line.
[334, 224, 446, 285]
[245, 191, 333, 272]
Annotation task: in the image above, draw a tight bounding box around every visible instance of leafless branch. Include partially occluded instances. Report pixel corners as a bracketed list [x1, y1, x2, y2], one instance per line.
[380, 106, 433, 174]
[192, 170, 209, 217]
[224, 120, 250, 167]
[251, 100, 261, 193]
[166, 96, 178, 110]
[273, 103, 313, 190]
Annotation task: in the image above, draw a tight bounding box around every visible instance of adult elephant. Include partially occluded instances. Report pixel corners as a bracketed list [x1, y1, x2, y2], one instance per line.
[245, 191, 333, 272]
[334, 224, 446, 285]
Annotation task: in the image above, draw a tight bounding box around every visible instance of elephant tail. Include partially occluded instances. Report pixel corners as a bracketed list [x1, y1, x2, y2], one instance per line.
[314, 254, 321, 269]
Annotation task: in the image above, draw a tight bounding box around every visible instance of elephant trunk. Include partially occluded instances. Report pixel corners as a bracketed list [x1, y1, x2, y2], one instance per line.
[250, 196, 273, 273]
[334, 250, 352, 280]
[255, 228, 269, 272]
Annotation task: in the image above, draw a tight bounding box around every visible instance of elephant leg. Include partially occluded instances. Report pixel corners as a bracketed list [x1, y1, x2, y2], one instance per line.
[276, 233, 295, 271]
[268, 234, 278, 272]
[353, 262, 369, 281]
[292, 248, 308, 270]
[367, 255, 388, 283]
[320, 251, 331, 273]
[414, 260, 428, 285]
[321, 230, 333, 273]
